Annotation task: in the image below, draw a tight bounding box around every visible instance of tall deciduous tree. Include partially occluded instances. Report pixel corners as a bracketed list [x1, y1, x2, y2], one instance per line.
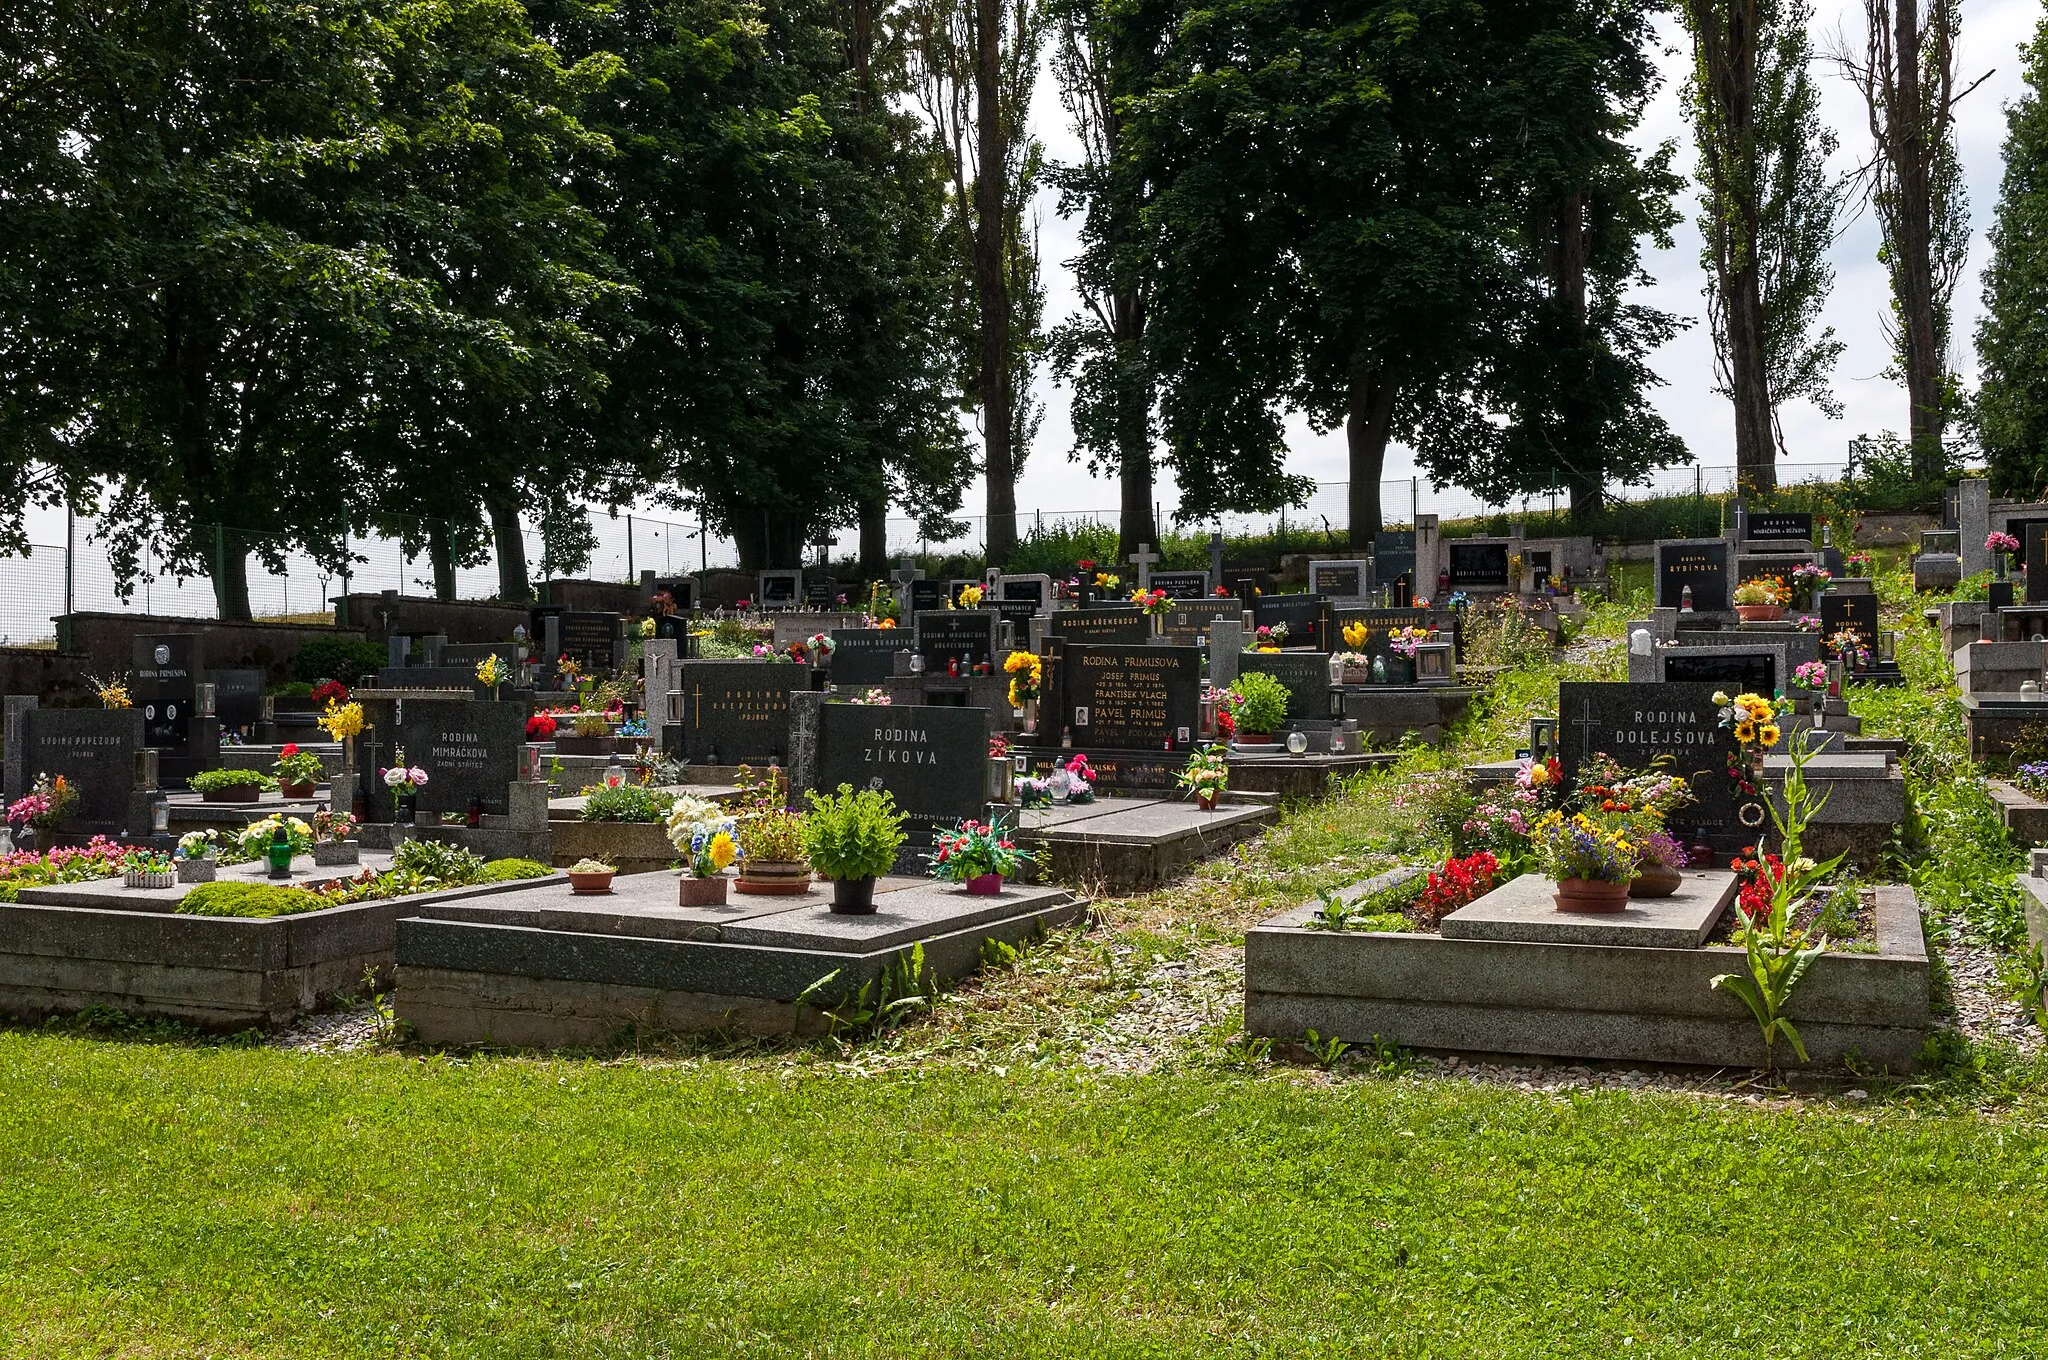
[1838, 0, 1983, 480]
[909, 0, 1046, 566]
[1127, 0, 1515, 543]
[1681, 0, 1847, 493]
[1046, 0, 1159, 559]
[1977, 13, 2048, 494]
[1414, 0, 1689, 519]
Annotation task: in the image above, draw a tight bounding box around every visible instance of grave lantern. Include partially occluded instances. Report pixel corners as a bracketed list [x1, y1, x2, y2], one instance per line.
[604, 754, 625, 788]
[1285, 732, 1309, 755]
[1528, 716, 1557, 762]
[150, 798, 170, 835]
[197, 682, 216, 718]
[1879, 631, 1896, 663]
[1198, 693, 1218, 740]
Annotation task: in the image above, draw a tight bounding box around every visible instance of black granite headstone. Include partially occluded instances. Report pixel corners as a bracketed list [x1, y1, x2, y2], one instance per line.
[1307, 561, 1371, 599]
[2028, 524, 2048, 605]
[1251, 593, 1330, 651]
[1657, 541, 1732, 612]
[1328, 607, 1436, 662]
[1373, 530, 1417, 590]
[1059, 644, 1201, 750]
[909, 580, 950, 615]
[208, 668, 265, 735]
[804, 578, 840, 607]
[557, 612, 622, 673]
[674, 661, 811, 765]
[1663, 652, 1778, 693]
[1447, 542, 1510, 589]
[397, 700, 526, 817]
[828, 630, 911, 686]
[1051, 607, 1150, 647]
[652, 577, 698, 613]
[1557, 682, 1746, 849]
[134, 634, 200, 749]
[1820, 590, 1881, 648]
[20, 707, 144, 835]
[1236, 652, 1335, 723]
[1149, 570, 1212, 600]
[814, 702, 989, 871]
[1745, 512, 1813, 545]
[1000, 578, 1049, 610]
[915, 610, 1000, 671]
[758, 571, 801, 609]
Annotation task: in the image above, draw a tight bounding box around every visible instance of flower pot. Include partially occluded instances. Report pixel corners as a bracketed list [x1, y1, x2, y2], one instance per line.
[311, 841, 360, 867]
[964, 873, 1004, 896]
[278, 779, 318, 800]
[678, 874, 729, 907]
[211, 784, 263, 803]
[1735, 604, 1784, 622]
[175, 857, 216, 884]
[1239, 731, 1274, 745]
[123, 869, 176, 890]
[1340, 664, 1372, 686]
[1629, 861, 1683, 899]
[1196, 789, 1219, 811]
[735, 860, 813, 896]
[830, 875, 879, 914]
[567, 870, 616, 895]
[1553, 877, 1632, 913]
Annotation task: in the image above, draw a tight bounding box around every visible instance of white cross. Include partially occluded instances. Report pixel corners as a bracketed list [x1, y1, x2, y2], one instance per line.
[1128, 543, 1161, 590]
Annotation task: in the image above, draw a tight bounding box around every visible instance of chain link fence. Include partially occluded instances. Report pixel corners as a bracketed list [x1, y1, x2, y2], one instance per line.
[0, 460, 1877, 645]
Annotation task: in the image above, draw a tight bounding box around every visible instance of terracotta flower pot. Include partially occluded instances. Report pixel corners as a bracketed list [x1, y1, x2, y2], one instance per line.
[1238, 731, 1274, 745]
[1196, 789, 1219, 811]
[964, 873, 1005, 896]
[830, 875, 879, 914]
[1629, 861, 1683, 898]
[1735, 604, 1784, 622]
[567, 870, 616, 896]
[735, 860, 812, 896]
[278, 780, 318, 800]
[1553, 877, 1632, 913]
[678, 874, 728, 907]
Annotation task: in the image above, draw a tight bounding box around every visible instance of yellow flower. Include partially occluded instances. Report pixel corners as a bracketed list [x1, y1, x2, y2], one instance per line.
[1734, 720, 1756, 743]
[1343, 621, 1368, 648]
[1712, 691, 1730, 706]
[958, 584, 985, 609]
[1758, 723, 1781, 748]
[319, 700, 365, 741]
[707, 831, 737, 871]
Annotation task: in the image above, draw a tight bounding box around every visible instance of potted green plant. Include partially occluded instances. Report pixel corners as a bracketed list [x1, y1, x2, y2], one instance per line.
[1228, 671, 1290, 745]
[1530, 811, 1636, 913]
[566, 857, 617, 895]
[666, 792, 738, 906]
[802, 784, 908, 914]
[926, 818, 1033, 895]
[1176, 744, 1230, 811]
[734, 808, 811, 896]
[1733, 575, 1789, 622]
[272, 743, 324, 798]
[190, 768, 278, 803]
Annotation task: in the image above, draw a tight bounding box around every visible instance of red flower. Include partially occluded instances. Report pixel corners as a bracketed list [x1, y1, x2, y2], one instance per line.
[279, 743, 300, 757]
[526, 713, 558, 740]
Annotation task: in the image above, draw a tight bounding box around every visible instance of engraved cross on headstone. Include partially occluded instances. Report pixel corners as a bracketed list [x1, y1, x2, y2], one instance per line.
[1127, 542, 1160, 590]
[1570, 692, 1601, 761]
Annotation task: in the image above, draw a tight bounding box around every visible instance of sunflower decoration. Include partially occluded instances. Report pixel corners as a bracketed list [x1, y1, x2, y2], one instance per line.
[1714, 690, 1781, 751]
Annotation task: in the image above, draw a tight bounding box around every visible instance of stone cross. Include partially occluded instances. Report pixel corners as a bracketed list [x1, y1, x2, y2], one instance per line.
[1128, 543, 1161, 590]
[891, 557, 925, 614]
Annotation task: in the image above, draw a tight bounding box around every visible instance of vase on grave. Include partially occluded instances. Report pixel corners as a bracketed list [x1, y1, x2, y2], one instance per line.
[1553, 877, 1631, 913]
[1371, 656, 1387, 684]
[1996, 551, 2010, 581]
[1197, 789, 1219, 812]
[1629, 860, 1682, 898]
[1386, 656, 1416, 686]
[965, 873, 1005, 896]
[678, 872, 729, 907]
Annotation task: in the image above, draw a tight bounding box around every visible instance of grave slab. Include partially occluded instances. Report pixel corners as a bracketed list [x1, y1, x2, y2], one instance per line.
[1440, 871, 1736, 949]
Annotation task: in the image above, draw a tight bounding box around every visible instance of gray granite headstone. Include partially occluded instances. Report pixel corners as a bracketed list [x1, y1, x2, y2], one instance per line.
[1209, 619, 1244, 686]
[3, 695, 35, 803]
[1307, 560, 1373, 601]
[1059, 644, 1202, 750]
[1960, 478, 1991, 576]
[557, 612, 622, 673]
[1162, 598, 1243, 647]
[757, 569, 802, 609]
[398, 700, 526, 817]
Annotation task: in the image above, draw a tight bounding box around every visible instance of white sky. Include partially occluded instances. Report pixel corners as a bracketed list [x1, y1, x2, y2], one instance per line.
[1008, 0, 2045, 519]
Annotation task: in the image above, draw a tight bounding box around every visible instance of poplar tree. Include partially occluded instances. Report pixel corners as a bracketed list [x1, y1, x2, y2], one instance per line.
[1977, 13, 2048, 493]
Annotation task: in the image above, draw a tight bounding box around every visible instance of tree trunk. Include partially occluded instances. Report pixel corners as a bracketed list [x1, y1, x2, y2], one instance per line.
[859, 493, 889, 579]
[210, 524, 252, 622]
[974, 0, 1017, 567]
[1345, 366, 1397, 546]
[732, 510, 808, 572]
[427, 521, 457, 601]
[487, 497, 531, 602]
[1556, 192, 1607, 521]
[1116, 342, 1155, 560]
[1889, 0, 1948, 478]
[1727, 263, 1778, 494]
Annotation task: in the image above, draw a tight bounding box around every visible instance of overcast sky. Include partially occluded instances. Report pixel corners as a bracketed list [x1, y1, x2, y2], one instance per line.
[1007, 0, 2046, 525]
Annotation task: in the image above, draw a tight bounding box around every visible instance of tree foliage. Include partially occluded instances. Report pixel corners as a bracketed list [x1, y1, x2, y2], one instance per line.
[1977, 13, 2048, 496]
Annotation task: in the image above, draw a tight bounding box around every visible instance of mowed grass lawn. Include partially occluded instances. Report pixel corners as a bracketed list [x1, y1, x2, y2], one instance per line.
[4, 1034, 2045, 1358]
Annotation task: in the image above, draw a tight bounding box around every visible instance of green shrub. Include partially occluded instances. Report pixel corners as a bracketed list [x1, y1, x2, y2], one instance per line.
[802, 785, 908, 880]
[176, 882, 331, 918]
[579, 784, 674, 823]
[291, 636, 387, 686]
[391, 839, 487, 885]
[267, 681, 315, 699]
[482, 858, 553, 882]
[189, 768, 278, 794]
[1232, 671, 1292, 733]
